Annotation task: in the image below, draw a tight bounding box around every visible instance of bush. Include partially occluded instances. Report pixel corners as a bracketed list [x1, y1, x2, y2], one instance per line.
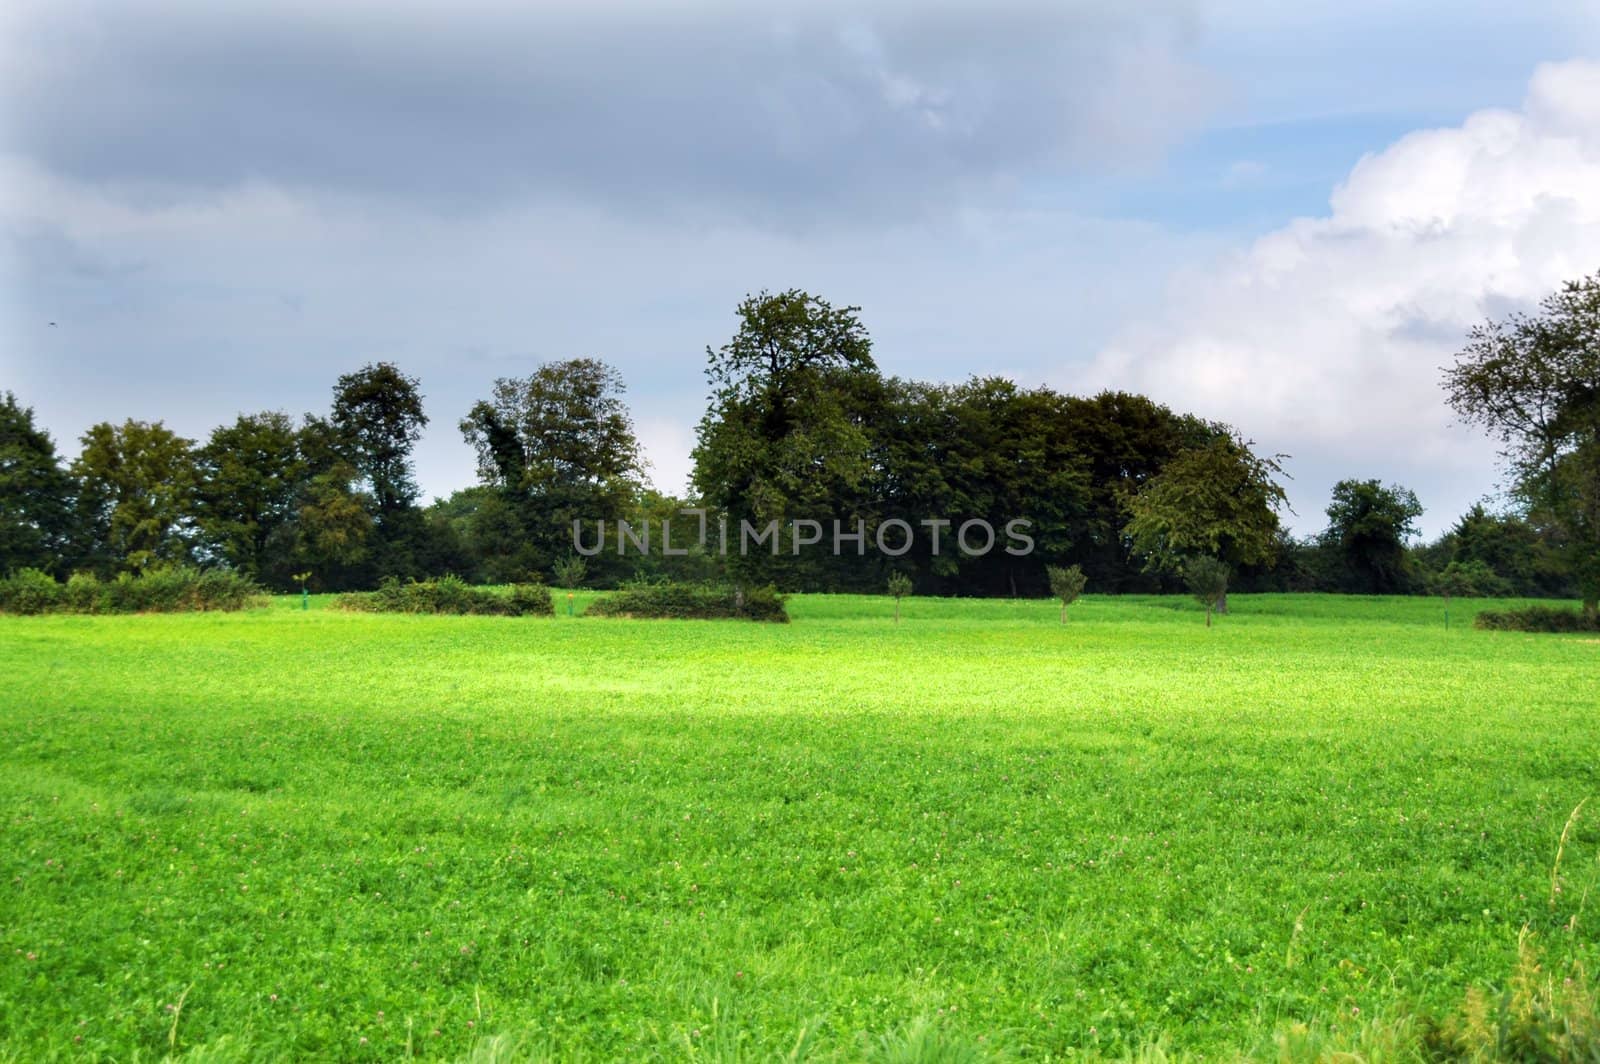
[0, 568, 62, 614]
[336, 577, 553, 617]
[0, 566, 264, 614]
[1474, 605, 1600, 633]
[585, 581, 788, 623]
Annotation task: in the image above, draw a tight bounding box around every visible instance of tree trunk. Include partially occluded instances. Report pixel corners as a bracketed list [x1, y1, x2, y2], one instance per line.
[1060, 603, 1066, 625]
[1216, 589, 1229, 615]
[1205, 606, 1213, 628]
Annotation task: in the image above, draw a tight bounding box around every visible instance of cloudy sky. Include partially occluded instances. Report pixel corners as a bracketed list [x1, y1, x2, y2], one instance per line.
[4, 0, 1599, 537]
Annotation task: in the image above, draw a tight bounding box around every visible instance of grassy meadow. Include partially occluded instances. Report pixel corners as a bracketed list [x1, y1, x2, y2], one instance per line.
[2, 593, 1598, 1060]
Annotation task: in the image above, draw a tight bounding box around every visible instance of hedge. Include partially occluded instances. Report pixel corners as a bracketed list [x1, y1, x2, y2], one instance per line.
[335, 575, 553, 616]
[1474, 605, 1600, 633]
[0, 566, 265, 614]
[585, 581, 788, 622]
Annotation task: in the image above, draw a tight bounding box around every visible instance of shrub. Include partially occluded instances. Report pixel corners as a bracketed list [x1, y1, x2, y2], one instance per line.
[0, 566, 264, 614]
[1045, 564, 1087, 624]
[1474, 605, 1600, 633]
[1184, 556, 1231, 627]
[336, 577, 553, 617]
[63, 572, 103, 613]
[585, 581, 788, 623]
[0, 568, 62, 614]
[886, 572, 913, 624]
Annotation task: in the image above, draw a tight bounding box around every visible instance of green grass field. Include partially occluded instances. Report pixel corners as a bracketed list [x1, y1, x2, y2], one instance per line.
[2, 594, 1598, 1060]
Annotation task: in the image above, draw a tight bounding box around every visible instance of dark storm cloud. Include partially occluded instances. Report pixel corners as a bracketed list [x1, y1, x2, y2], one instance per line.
[3, 0, 1214, 223]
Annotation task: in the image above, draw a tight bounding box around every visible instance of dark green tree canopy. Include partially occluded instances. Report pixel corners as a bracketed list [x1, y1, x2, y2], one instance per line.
[1124, 434, 1288, 575]
[1445, 271, 1600, 612]
[331, 362, 427, 517]
[708, 289, 875, 405]
[72, 419, 197, 573]
[0, 392, 75, 575]
[193, 412, 305, 580]
[1320, 479, 1422, 594]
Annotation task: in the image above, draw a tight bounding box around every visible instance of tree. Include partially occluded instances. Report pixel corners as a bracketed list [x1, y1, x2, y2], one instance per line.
[460, 359, 643, 581]
[1444, 272, 1600, 616]
[1429, 560, 1507, 628]
[1059, 392, 1224, 592]
[693, 291, 881, 590]
[193, 412, 304, 580]
[1046, 564, 1087, 623]
[1321, 479, 1423, 594]
[1124, 435, 1288, 612]
[0, 392, 75, 575]
[331, 362, 428, 519]
[1185, 556, 1231, 627]
[887, 571, 912, 623]
[72, 420, 197, 573]
[553, 554, 587, 616]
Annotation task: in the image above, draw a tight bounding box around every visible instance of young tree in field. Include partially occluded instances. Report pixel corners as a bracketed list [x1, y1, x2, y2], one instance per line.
[461, 358, 643, 582]
[886, 571, 913, 623]
[1046, 563, 1087, 623]
[1321, 479, 1423, 593]
[193, 412, 305, 580]
[332, 362, 428, 519]
[1124, 435, 1287, 612]
[1429, 561, 1485, 629]
[72, 419, 197, 573]
[552, 554, 587, 615]
[1185, 556, 1231, 627]
[1445, 271, 1600, 618]
[0, 392, 75, 575]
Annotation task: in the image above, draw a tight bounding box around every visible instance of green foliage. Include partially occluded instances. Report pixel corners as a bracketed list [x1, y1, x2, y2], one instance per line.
[1474, 604, 1600, 632]
[71, 418, 197, 573]
[551, 554, 588, 589]
[887, 571, 913, 623]
[0, 565, 263, 614]
[0, 567, 61, 614]
[1046, 563, 1088, 623]
[1046, 564, 1087, 606]
[1321, 478, 1423, 593]
[0, 392, 75, 576]
[460, 359, 644, 584]
[585, 580, 788, 622]
[336, 576, 553, 616]
[1125, 435, 1287, 577]
[1431, 559, 1512, 600]
[1445, 271, 1600, 614]
[330, 361, 428, 516]
[193, 412, 305, 581]
[1183, 555, 1231, 625]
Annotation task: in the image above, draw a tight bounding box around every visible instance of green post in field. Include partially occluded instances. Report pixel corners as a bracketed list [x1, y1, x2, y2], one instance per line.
[293, 571, 312, 611]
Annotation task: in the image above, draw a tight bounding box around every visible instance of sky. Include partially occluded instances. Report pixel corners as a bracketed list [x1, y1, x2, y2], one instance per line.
[4, 0, 1600, 539]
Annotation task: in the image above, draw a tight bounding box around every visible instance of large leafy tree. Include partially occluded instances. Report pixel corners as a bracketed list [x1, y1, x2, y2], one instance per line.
[1059, 391, 1225, 591]
[694, 290, 881, 588]
[1445, 271, 1600, 615]
[0, 392, 75, 575]
[1124, 434, 1288, 610]
[460, 358, 643, 581]
[1320, 479, 1423, 594]
[331, 362, 428, 519]
[193, 412, 305, 580]
[72, 420, 197, 573]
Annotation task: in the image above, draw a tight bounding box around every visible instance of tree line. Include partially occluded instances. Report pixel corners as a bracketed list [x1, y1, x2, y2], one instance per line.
[3, 275, 1596, 611]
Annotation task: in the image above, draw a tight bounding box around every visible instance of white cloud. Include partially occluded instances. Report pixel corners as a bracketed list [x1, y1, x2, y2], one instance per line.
[1089, 58, 1600, 536]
